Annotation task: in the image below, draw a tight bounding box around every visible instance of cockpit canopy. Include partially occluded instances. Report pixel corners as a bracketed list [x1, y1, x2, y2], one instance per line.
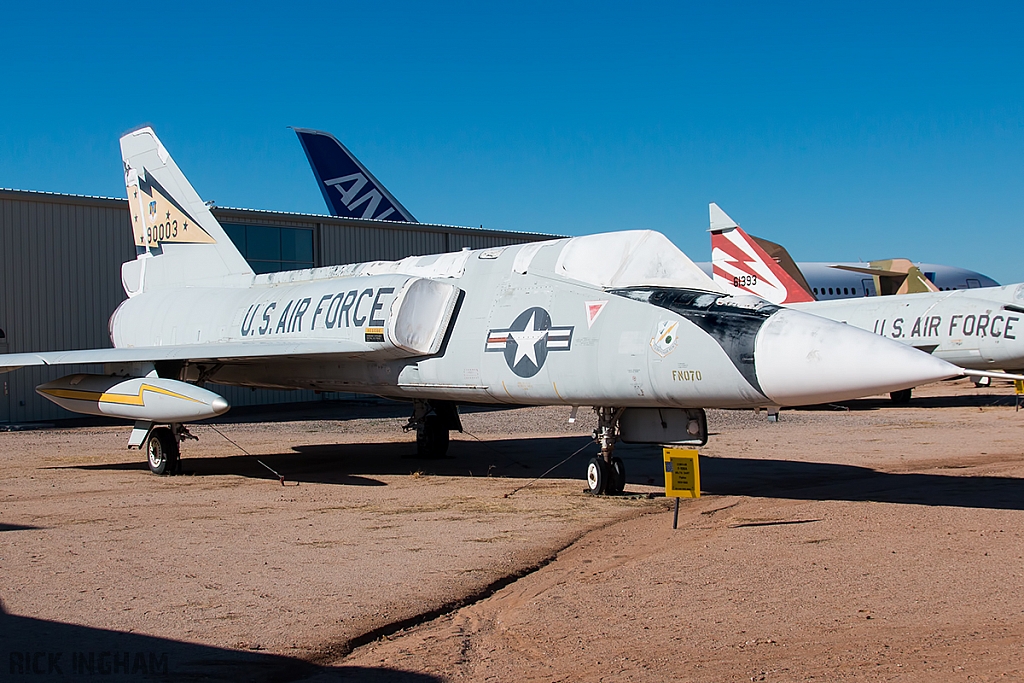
[549, 230, 725, 292]
[248, 229, 725, 295]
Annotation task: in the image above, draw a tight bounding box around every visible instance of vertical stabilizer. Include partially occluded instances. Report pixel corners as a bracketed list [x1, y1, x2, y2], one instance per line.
[900, 264, 941, 294]
[292, 128, 416, 222]
[871, 259, 941, 295]
[708, 203, 815, 304]
[120, 127, 253, 293]
[748, 235, 817, 298]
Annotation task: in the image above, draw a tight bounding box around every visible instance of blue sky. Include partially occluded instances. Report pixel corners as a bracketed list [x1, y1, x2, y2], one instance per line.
[2, 1, 1023, 282]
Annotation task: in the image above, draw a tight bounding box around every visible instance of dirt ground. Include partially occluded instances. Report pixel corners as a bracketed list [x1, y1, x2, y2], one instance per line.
[2, 379, 1024, 681]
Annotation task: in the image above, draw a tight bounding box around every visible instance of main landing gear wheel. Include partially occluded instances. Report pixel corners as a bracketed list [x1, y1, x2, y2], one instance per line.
[146, 427, 180, 476]
[606, 456, 626, 495]
[889, 388, 913, 405]
[416, 414, 450, 459]
[586, 456, 609, 495]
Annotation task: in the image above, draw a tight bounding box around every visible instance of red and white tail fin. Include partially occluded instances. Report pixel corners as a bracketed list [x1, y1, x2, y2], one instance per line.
[709, 203, 815, 304]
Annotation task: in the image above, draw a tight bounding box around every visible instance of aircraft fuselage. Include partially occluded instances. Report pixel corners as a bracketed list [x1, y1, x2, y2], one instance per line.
[109, 238, 958, 410]
[791, 289, 1024, 371]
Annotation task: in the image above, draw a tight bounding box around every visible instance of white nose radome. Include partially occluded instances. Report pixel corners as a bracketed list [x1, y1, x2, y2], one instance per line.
[754, 308, 960, 406]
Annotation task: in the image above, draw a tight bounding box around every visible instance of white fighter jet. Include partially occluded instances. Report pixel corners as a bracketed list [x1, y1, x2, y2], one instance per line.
[0, 128, 962, 493]
[709, 203, 1024, 402]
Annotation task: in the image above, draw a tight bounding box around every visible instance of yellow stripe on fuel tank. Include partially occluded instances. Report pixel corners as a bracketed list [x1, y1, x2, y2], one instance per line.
[39, 383, 205, 407]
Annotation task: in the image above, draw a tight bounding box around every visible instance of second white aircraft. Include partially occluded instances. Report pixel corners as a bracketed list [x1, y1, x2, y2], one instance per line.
[709, 203, 1024, 401]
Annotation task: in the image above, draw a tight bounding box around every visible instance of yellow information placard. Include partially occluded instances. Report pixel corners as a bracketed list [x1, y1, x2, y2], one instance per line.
[663, 447, 700, 498]
[1015, 379, 1024, 395]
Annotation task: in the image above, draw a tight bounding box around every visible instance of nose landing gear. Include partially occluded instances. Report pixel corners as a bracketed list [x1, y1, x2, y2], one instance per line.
[587, 407, 626, 495]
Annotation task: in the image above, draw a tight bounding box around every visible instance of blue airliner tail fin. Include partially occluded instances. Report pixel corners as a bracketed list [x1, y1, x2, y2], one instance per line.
[292, 128, 416, 222]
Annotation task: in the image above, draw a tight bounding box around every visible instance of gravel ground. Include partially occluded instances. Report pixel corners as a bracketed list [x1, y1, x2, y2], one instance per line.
[2, 379, 1023, 681]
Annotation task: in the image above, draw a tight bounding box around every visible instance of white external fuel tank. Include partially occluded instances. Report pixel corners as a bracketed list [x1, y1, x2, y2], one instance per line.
[36, 374, 229, 423]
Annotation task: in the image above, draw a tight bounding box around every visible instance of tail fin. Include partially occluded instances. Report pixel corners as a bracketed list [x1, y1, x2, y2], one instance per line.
[747, 234, 817, 298]
[709, 203, 815, 304]
[292, 128, 416, 222]
[900, 264, 941, 294]
[120, 127, 253, 293]
[831, 259, 941, 296]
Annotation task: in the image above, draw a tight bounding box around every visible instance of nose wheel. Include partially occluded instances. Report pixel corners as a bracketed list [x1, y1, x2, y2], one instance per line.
[586, 457, 608, 494]
[586, 455, 626, 496]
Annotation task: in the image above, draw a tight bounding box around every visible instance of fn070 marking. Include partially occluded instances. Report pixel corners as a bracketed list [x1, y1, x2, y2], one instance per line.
[672, 370, 702, 381]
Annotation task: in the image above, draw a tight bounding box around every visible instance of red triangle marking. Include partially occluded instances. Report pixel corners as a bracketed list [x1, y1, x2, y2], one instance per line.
[585, 300, 608, 328]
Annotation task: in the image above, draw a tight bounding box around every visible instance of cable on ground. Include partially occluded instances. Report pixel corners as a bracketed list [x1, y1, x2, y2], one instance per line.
[503, 439, 597, 498]
[206, 424, 292, 486]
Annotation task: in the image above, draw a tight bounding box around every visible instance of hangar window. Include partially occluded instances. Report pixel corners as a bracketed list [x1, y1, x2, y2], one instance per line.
[223, 224, 314, 274]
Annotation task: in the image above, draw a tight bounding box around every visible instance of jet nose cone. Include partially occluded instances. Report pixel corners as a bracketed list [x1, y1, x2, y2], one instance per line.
[210, 396, 230, 416]
[754, 309, 959, 406]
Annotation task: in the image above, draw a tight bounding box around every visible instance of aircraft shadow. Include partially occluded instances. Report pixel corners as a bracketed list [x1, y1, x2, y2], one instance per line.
[0, 523, 42, 532]
[0, 600, 440, 682]
[71, 435, 610, 486]
[701, 456, 1024, 510]
[66, 436, 1024, 511]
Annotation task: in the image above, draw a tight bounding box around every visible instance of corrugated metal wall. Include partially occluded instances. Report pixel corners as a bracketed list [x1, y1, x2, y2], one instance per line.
[0, 193, 135, 423]
[214, 207, 540, 267]
[321, 223, 448, 264]
[0, 190, 552, 423]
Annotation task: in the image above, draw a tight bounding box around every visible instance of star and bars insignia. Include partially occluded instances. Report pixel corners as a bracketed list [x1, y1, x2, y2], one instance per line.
[486, 307, 574, 378]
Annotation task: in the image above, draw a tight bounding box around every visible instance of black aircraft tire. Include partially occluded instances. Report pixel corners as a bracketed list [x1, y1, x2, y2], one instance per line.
[607, 457, 626, 495]
[147, 427, 178, 476]
[890, 388, 913, 405]
[416, 415, 450, 459]
[586, 457, 609, 495]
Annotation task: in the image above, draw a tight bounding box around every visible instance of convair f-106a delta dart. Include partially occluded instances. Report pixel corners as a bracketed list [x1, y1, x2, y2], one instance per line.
[0, 128, 963, 493]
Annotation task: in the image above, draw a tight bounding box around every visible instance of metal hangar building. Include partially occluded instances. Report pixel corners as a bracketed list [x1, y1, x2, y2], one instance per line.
[0, 188, 552, 424]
